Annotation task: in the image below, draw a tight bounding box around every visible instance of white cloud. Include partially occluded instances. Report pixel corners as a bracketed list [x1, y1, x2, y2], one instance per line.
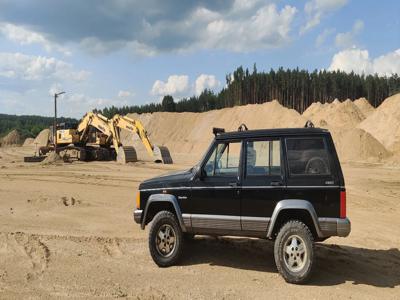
[0, 2, 298, 55]
[315, 28, 335, 47]
[195, 74, 220, 95]
[151, 75, 190, 97]
[0, 23, 71, 55]
[335, 19, 364, 49]
[118, 90, 132, 98]
[329, 48, 400, 76]
[195, 4, 297, 52]
[0, 52, 90, 81]
[301, 0, 348, 34]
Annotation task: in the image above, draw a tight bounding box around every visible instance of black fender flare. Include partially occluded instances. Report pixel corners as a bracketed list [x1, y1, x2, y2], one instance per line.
[141, 193, 186, 232]
[266, 199, 323, 238]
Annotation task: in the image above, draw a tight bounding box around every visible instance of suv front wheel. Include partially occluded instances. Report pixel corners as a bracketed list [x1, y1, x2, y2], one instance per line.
[274, 220, 314, 284]
[148, 210, 183, 267]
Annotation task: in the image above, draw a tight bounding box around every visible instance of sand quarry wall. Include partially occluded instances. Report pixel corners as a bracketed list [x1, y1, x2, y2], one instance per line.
[122, 95, 400, 164]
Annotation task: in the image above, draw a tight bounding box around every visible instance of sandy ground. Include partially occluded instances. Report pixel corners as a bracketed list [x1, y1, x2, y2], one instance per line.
[0, 146, 399, 299]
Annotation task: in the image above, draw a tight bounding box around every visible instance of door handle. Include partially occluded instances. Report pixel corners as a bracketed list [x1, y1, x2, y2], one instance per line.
[229, 182, 238, 187]
[271, 181, 283, 186]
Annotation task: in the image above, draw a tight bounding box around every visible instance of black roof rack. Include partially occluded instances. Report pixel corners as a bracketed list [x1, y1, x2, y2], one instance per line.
[213, 127, 225, 136]
[238, 123, 248, 131]
[215, 127, 328, 140]
[304, 120, 315, 128]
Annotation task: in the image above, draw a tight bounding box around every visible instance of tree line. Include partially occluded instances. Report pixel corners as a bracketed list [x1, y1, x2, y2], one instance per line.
[99, 66, 400, 117]
[0, 114, 77, 140]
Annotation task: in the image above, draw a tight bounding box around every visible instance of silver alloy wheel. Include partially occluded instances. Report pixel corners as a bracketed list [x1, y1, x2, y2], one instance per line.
[283, 235, 307, 272]
[155, 224, 176, 257]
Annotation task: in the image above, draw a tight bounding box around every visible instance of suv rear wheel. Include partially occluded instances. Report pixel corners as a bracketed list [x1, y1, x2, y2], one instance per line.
[274, 220, 314, 284]
[149, 211, 183, 267]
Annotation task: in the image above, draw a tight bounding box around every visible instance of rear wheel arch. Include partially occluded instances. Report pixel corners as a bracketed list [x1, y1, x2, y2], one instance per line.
[267, 200, 322, 239]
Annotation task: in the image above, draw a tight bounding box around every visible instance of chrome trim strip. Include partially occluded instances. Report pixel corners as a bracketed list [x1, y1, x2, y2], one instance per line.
[183, 214, 270, 233]
[140, 186, 190, 192]
[182, 213, 191, 229]
[285, 186, 340, 189]
[241, 216, 270, 232]
[191, 214, 241, 230]
[140, 185, 340, 192]
[241, 186, 284, 189]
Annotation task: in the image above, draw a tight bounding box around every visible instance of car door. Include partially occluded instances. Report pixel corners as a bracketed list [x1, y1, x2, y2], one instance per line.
[284, 135, 341, 217]
[240, 138, 285, 235]
[190, 140, 242, 234]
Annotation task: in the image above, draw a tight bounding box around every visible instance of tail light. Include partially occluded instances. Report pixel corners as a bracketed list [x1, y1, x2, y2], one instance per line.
[340, 190, 346, 218]
[136, 191, 141, 210]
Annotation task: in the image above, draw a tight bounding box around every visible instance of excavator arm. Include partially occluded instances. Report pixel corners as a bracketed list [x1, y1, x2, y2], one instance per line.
[112, 114, 173, 164]
[76, 112, 119, 150]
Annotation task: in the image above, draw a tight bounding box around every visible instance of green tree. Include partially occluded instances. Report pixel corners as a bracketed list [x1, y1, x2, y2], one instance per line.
[161, 95, 175, 112]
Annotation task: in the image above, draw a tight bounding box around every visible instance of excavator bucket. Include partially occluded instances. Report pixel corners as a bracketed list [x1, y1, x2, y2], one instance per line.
[117, 146, 138, 164]
[153, 145, 173, 164]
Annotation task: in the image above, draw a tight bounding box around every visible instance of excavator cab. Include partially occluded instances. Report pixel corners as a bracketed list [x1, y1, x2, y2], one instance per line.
[49, 123, 80, 146]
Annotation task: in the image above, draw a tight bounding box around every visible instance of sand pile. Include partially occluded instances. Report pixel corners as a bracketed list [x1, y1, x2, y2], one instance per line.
[358, 93, 400, 153]
[300, 98, 391, 162]
[354, 97, 375, 117]
[34, 129, 50, 147]
[1, 129, 22, 146]
[330, 128, 390, 162]
[41, 152, 63, 165]
[303, 99, 366, 128]
[23, 138, 34, 146]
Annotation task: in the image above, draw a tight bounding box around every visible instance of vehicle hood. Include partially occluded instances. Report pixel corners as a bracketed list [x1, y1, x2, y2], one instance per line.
[139, 169, 194, 190]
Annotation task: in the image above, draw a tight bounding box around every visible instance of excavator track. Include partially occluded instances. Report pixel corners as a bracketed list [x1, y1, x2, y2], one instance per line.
[153, 146, 173, 164]
[117, 146, 137, 163]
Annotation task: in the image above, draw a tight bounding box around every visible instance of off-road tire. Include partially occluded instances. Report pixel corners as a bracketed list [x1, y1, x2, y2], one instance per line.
[149, 211, 183, 267]
[274, 220, 314, 284]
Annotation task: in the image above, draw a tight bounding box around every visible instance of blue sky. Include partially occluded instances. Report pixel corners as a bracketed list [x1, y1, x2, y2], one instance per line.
[0, 0, 399, 118]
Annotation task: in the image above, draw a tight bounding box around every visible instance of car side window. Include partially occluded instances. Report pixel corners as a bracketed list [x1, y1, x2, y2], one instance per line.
[203, 141, 241, 177]
[286, 137, 331, 175]
[246, 140, 281, 176]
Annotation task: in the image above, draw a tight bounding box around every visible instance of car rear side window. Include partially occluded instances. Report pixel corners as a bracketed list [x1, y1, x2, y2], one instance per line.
[286, 137, 331, 175]
[246, 140, 281, 176]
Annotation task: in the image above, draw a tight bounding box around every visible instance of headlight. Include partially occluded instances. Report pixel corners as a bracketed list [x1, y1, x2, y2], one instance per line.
[136, 191, 140, 209]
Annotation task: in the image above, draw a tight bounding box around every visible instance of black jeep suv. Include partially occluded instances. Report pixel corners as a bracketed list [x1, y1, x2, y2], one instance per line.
[133, 126, 351, 283]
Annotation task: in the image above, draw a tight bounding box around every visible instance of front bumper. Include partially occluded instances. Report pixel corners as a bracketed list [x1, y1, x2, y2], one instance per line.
[133, 209, 143, 224]
[319, 217, 351, 237]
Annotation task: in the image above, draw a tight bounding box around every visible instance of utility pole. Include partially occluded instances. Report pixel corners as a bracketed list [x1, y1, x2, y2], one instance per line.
[54, 91, 65, 154]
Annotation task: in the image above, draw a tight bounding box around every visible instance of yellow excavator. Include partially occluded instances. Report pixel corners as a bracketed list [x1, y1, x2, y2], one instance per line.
[41, 112, 116, 161]
[40, 112, 172, 164]
[111, 114, 173, 164]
